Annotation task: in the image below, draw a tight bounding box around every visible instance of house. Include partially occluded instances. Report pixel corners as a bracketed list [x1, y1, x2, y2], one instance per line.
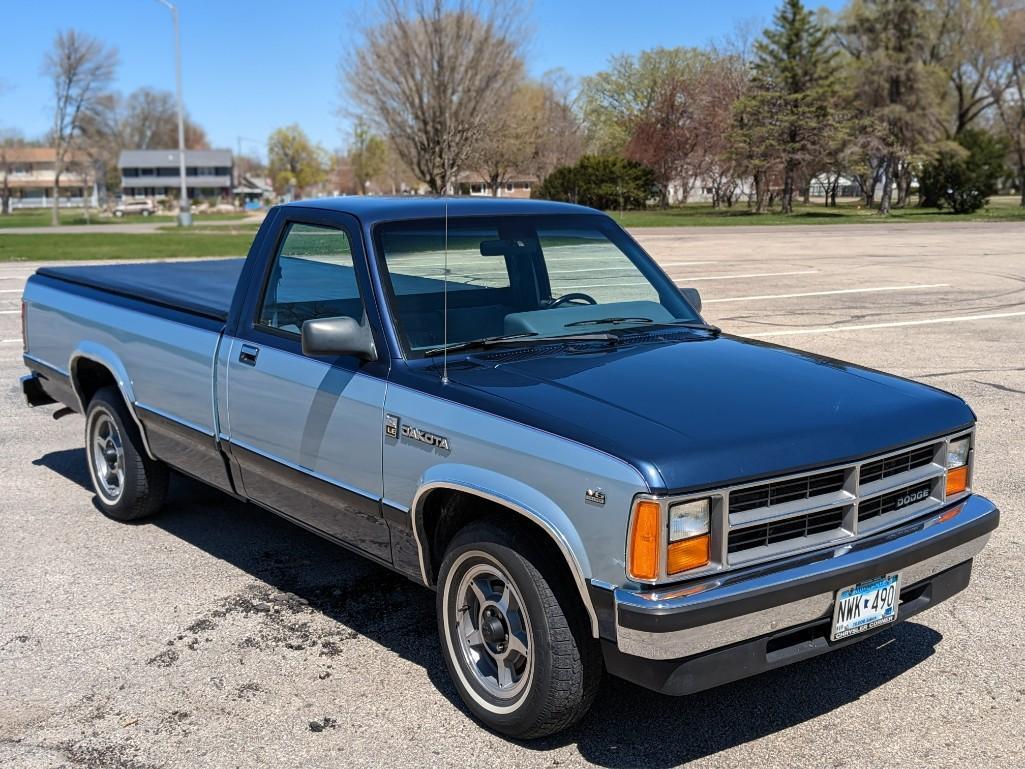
[233, 174, 274, 208]
[457, 171, 537, 198]
[119, 149, 233, 202]
[0, 147, 93, 211]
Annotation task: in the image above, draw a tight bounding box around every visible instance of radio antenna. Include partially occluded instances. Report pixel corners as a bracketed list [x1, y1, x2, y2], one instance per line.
[441, 196, 449, 385]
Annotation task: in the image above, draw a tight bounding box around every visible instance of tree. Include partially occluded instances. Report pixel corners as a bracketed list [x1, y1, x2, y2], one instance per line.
[624, 74, 702, 207]
[0, 133, 26, 216]
[343, 0, 525, 193]
[524, 71, 584, 185]
[693, 50, 751, 208]
[918, 128, 1008, 212]
[347, 118, 388, 194]
[533, 155, 655, 210]
[469, 83, 537, 196]
[838, 0, 948, 213]
[745, 0, 840, 214]
[43, 29, 117, 225]
[729, 83, 785, 213]
[920, 0, 1012, 138]
[581, 47, 707, 156]
[990, 5, 1025, 206]
[119, 87, 208, 150]
[267, 124, 327, 198]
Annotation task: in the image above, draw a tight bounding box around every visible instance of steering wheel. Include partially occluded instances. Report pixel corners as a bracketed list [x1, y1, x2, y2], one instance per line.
[549, 292, 598, 308]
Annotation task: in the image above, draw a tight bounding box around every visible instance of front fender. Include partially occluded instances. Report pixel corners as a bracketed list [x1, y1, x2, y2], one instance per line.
[412, 463, 599, 637]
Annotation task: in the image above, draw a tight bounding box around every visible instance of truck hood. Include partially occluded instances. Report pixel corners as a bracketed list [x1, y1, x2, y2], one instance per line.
[445, 334, 975, 492]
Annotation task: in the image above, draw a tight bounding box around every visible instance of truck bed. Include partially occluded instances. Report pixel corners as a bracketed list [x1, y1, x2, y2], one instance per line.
[36, 258, 245, 321]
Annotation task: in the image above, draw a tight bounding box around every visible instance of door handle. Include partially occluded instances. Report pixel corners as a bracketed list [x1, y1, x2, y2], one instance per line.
[239, 344, 259, 366]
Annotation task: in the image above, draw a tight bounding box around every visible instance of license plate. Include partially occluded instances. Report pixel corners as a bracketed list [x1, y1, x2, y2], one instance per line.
[830, 573, 900, 641]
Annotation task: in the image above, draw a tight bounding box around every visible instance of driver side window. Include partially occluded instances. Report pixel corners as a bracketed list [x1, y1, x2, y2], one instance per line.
[258, 222, 366, 335]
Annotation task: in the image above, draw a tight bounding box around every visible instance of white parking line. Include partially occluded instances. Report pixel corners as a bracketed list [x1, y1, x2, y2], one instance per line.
[1, 338, 22, 343]
[674, 269, 817, 283]
[0, 289, 24, 293]
[747, 311, 1025, 338]
[706, 284, 949, 304]
[0, 310, 20, 314]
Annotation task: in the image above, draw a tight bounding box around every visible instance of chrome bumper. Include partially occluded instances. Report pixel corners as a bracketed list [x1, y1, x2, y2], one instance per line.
[614, 494, 998, 661]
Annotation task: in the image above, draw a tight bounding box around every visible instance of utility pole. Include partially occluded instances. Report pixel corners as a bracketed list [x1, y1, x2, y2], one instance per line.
[156, 0, 190, 226]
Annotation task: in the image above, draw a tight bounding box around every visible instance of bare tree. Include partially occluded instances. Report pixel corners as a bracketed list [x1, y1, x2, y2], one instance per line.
[470, 83, 538, 196]
[343, 0, 525, 193]
[43, 30, 117, 225]
[524, 71, 584, 185]
[0, 133, 26, 216]
[119, 87, 208, 150]
[990, 5, 1025, 206]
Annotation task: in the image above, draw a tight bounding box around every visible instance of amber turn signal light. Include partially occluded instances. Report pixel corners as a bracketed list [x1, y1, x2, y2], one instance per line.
[946, 465, 968, 496]
[667, 534, 710, 575]
[628, 500, 661, 581]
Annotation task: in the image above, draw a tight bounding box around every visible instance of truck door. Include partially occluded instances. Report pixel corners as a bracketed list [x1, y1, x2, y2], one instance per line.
[223, 209, 391, 561]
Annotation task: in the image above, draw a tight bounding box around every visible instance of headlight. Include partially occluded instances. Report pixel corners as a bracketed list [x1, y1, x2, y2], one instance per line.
[667, 499, 710, 574]
[669, 499, 709, 541]
[946, 437, 970, 468]
[945, 435, 971, 496]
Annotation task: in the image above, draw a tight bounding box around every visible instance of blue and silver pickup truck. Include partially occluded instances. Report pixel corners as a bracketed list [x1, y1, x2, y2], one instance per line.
[20, 198, 998, 738]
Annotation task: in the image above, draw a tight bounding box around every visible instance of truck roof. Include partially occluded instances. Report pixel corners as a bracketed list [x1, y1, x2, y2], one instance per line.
[282, 196, 600, 224]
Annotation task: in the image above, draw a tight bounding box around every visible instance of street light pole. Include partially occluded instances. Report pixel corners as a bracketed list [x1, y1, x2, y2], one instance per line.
[156, 0, 190, 226]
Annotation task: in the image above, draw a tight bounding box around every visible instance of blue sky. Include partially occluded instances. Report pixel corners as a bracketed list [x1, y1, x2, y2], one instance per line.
[2, 1, 844, 157]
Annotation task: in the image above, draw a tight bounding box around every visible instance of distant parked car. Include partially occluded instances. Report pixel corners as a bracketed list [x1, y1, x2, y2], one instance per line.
[112, 200, 157, 217]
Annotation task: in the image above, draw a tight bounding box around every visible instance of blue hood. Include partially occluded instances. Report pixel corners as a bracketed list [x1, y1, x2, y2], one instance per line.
[444, 335, 975, 493]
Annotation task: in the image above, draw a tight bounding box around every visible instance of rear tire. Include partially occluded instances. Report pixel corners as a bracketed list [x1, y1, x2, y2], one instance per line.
[84, 387, 168, 521]
[436, 517, 602, 739]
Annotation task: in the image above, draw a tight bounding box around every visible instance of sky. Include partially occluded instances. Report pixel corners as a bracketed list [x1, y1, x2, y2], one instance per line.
[1, 0, 845, 158]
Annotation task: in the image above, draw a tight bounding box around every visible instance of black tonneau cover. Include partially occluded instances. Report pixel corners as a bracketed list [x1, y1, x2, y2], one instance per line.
[37, 259, 245, 321]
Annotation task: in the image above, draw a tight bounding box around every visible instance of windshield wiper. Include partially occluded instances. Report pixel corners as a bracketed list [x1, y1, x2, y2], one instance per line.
[641, 320, 722, 335]
[423, 330, 623, 358]
[564, 316, 653, 328]
[423, 332, 540, 357]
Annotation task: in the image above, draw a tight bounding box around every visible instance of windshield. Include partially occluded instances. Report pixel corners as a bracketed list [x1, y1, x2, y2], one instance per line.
[374, 213, 700, 358]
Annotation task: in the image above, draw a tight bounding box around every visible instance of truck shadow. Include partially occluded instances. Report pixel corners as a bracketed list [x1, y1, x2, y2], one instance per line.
[36, 448, 943, 765]
[542, 621, 941, 766]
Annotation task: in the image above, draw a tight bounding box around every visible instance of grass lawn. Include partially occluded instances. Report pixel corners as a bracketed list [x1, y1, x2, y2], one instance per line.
[0, 231, 256, 261]
[608, 195, 1025, 227]
[0, 208, 247, 229]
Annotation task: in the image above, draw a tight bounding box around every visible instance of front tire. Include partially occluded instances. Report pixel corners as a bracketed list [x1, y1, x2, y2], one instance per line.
[84, 387, 168, 521]
[437, 518, 602, 738]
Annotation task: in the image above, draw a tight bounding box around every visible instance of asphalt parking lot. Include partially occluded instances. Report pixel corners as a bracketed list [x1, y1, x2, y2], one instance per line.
[1, 221, 1023, 768]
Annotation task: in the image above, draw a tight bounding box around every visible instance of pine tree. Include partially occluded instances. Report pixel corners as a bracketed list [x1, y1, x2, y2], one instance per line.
[749, 0, 839, 213]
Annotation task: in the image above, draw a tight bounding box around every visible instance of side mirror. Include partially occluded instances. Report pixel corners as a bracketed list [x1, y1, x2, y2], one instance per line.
[681, 287, 702, 313]
[301, 316, 377, 361]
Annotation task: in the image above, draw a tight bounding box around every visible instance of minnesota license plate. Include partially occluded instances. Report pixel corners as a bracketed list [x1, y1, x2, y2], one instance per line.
[830, 573, 900, 641]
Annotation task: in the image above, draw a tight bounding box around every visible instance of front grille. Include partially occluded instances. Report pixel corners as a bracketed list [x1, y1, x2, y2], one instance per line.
[728, 506, 846, 554]
[860, 444, 936, 484]
[858, 480, 933, 523]
[729, 469, 845, 514]
[721, 436, 958, 567]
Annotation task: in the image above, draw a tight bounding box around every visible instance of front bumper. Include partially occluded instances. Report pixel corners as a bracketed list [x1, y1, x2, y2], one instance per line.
[602, 493, 998, 694]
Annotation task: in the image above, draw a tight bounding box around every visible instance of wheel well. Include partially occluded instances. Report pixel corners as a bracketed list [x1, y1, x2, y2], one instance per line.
[420, 488, 576, 589]
[72, 358, 118, 409]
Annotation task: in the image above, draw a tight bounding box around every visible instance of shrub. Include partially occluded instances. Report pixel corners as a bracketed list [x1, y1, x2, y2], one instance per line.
[918, 129, 1008, 214]
[534, 155, 656, 210]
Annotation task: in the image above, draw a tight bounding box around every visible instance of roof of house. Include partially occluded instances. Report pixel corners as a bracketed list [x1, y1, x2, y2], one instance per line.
[284, 195, 597, 224]
[1, 147, 57, 163]
[456, 170, 540, 184]
[0, 147, 86, 164]
[118, 149, 233, 168]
